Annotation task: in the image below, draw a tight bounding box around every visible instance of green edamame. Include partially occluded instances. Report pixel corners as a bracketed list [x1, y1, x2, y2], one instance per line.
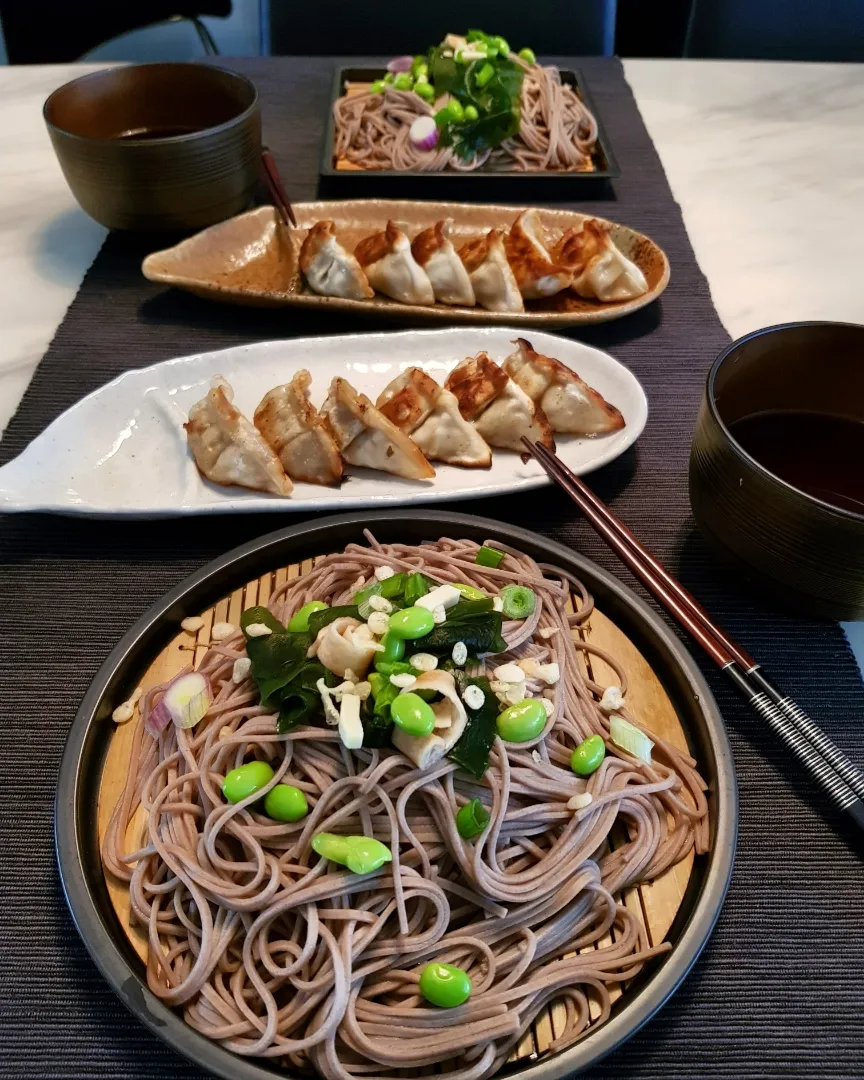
[456, 798, 490, 839]
[390, 693, 436, 736]
[496, 699, 546, 743]
[494, 36, 510, 55]
[415, 82, 435, 103]
[311, 832, 392, 874]
[263, 783, 308, 822]
[388, 607, 435, 640]
[375, 631, 406, 668]
[222, 760, 275, 804]
[444, 98, 465, 123]
[570, 734, 606, 776]
[393, 72, 414, 91]
[370, 79, 386, 93]
[518, 47, 536, 64]
[287, 601, 328, 633]
[463, 104, 479, 122]
[419, 962, 472, 1008]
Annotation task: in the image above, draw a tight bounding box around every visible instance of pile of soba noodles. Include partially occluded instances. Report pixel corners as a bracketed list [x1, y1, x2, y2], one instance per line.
[334, 63, 599, 174]
[103, 534, 708, 1079]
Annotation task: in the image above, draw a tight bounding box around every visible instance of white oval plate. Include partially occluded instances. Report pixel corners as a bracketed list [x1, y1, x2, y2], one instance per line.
[0, 328, 647, 519]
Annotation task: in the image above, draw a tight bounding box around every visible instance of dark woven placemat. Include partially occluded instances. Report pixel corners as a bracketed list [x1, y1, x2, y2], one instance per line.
[1, 57, 862, 1080]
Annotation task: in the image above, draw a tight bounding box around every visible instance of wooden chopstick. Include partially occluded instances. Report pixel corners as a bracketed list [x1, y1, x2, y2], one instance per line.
[522, 436, 864, 831]
[261, 147, 297, 227]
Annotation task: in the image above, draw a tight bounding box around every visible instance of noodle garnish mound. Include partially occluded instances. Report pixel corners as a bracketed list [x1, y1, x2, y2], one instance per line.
[103, 532, 709, 1077]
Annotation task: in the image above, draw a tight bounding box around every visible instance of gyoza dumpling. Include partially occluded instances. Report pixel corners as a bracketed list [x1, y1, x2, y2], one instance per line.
[504, 209, 572, 299]
[458, 229, 524, 313]
[321, 377, 435, 480]
[185, 378, 292, 496]
[504, 338, 625, 435]
[254, 370, 343, 485]
[377, 368, 492, 468]
[552, 219, 648, 302]
[355, 221, 435, 305]
[445, 353, 554, 452]
[299, 219, 374, 301]
[411, 220, 475, 307]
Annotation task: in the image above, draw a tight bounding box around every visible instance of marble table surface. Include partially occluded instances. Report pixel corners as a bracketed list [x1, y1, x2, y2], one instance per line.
[0, 58, 862, 662]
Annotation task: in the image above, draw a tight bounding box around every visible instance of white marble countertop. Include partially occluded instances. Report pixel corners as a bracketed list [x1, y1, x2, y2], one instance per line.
[0, 58, 862, 660]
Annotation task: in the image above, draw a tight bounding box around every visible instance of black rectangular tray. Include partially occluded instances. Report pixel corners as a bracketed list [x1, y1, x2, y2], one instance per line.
[319, 65, 620, 184]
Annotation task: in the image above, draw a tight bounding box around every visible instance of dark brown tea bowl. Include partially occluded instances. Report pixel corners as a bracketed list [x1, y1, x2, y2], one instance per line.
[689, 322, 864, 620]
[44, 63, 261, 232]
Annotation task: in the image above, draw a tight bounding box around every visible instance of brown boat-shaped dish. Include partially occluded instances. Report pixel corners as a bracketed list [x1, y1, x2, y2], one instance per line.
[142, 201, 670, 328]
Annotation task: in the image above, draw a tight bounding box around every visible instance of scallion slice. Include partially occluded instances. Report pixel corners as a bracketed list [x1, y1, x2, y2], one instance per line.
[475, 545, 505, 569]
[609, 715, 654, 764]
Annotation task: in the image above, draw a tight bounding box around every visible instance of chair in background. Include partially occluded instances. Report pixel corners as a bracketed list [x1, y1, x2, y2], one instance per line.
[267, 0, 617, 57]
[0, 1, 232, 63]
[684, 0, 864, 62]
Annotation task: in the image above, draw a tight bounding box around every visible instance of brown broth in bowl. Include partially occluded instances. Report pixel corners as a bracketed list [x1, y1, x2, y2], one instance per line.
[729, 411, 864, 514]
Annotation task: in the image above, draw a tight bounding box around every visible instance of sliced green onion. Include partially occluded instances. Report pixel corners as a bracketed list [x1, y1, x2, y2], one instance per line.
[467, 29, 486, 42]
[456, 798, 490, 838]
[476, 62, 495, 88]
[498, 585, 536, 620]
[452, 582, 487, 601]
[475, 545, 505, 569]
[403, 572, 431, 606]
[609, 715, 654, 764]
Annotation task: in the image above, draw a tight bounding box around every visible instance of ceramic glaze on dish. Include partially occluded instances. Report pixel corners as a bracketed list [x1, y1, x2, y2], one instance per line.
[0, 328, 647, 518]
[142, 201, 669, 327]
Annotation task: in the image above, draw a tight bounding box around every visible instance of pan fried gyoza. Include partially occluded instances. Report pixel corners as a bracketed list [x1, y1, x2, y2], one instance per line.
[504, 338, 625, 435]
[410, 219, 475, 307]
[445, 353, 554, 452]
[321, 377, 435, 480]
[504, 209, 572, 299]
[552, 218, 648, 302]
[299, 220, 374, 301]
[377, 368, 492, 468]
[254, 370, 343, 485]
[355, 220, 435, 306]
[184, 377, 293, 496]
[458, 229, 524, 313]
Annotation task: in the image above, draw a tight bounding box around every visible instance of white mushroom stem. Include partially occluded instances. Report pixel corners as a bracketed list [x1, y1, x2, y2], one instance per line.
[391, 670, 468, 769]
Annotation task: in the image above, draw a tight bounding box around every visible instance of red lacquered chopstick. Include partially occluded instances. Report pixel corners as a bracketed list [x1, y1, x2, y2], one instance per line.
[521, 436, 864, 829]
[261, 146, 297, 227]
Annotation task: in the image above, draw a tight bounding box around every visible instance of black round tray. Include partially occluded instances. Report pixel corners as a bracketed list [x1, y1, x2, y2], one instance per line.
[55, 510, 737, 1080]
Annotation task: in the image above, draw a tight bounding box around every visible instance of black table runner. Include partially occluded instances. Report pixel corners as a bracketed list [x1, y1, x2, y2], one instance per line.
[1, 58, 862, 1079]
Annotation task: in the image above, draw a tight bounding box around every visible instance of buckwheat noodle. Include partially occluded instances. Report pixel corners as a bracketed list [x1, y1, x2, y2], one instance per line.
[333, 64, 599, 174]
[103, 533, 709, 1079]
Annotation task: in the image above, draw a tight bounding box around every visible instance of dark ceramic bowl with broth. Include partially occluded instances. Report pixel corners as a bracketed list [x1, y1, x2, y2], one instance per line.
[690, 322, 864, 620]
[44, 63, 261, 232]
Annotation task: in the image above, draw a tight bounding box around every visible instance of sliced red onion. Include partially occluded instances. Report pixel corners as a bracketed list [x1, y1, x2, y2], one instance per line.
[387, 55, 414, 73]
[409, 115, 438, 151]
[144, 671, 213, 736]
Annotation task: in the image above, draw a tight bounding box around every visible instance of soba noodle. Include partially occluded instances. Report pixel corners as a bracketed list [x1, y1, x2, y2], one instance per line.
[103, 534, 708, 1078]
[333, 65, 599, 174]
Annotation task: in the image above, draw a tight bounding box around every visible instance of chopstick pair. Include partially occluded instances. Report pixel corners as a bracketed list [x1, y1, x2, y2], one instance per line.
[522, 437, 864, 833]
[261, 147, 297, 227]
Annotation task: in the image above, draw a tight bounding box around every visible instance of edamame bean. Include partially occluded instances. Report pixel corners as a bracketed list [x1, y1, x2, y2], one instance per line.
[463, 104, 479, 122]
[415, 82, 435, 103]
[370, 79, 386, 93]
[222, 760, 275, 804]
[312, 832, 392, 874]
[456, 798, 490, 839]
[391, 693, 435, 736]
[287, 601, 328, 633]
[494, 36, 510, 55]
[518, 47, 536, 64]
[445, 98, 465, 123]
[570, 734, 606, 776]
[496, 699, 546, 743]
[388, 607, 435, 640]
[375, 631, 406, 668]
[263, 783, 308, 822]
[393, 72, 414, 91]
[419, 962, 472, 1007]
